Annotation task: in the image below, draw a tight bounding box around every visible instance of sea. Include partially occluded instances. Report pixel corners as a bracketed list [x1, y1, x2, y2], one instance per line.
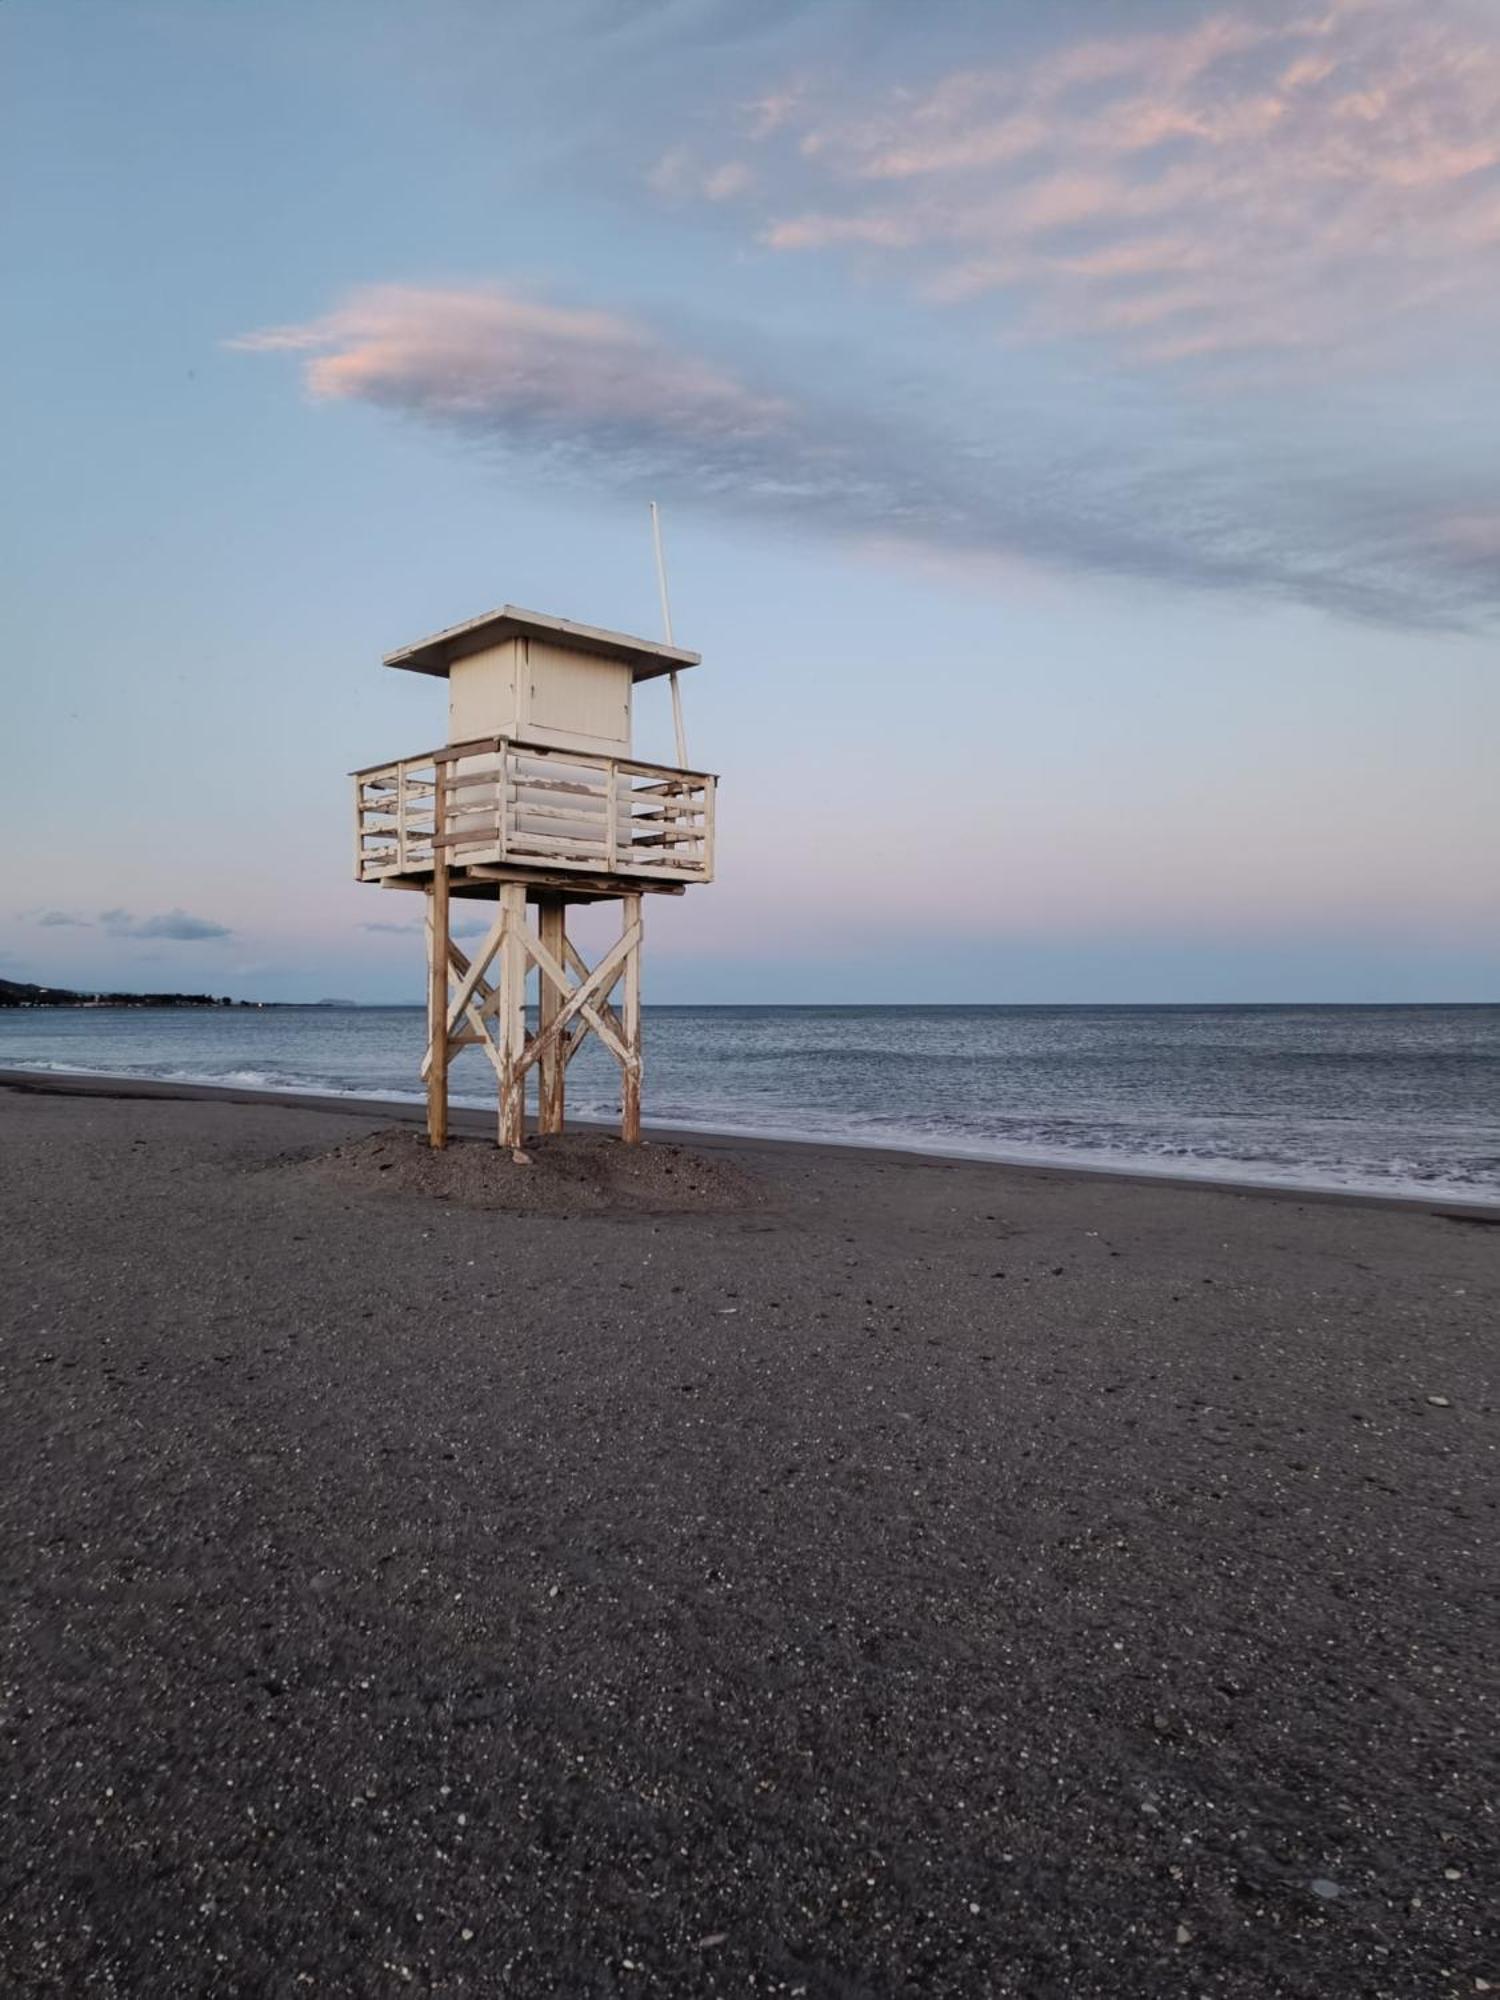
[3, 1002, 1498, 1206]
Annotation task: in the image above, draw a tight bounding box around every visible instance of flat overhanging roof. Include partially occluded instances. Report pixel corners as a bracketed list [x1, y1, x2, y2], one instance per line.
[384, 605, 700, 683]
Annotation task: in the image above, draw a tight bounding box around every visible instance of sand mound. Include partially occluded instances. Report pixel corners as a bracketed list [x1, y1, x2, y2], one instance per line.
[287, 1125, 764, 1216]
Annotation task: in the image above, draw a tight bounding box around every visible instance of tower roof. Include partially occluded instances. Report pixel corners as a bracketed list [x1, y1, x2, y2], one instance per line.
[384, 605, 700, 683]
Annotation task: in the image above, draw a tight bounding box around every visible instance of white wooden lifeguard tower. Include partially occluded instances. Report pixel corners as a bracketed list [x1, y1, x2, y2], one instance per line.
[351, 606, 715, 1150]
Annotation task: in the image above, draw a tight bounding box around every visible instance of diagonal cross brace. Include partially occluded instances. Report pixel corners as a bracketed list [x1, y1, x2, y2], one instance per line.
[440, 904, 508, 1044]
[520, 920, 640, 1076]
[420, 937, 512, 1082]
[564, 935, 626, 1054]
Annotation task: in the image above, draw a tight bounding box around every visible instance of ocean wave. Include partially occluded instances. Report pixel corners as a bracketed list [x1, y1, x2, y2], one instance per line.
[5, 1008, 1497, 1209]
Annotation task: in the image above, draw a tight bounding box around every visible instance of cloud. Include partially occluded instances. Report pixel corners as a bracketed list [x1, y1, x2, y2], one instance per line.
[239, 275, 1500, 627]
[647, 147, 754, 202]
[1440, 513, 1500, 560]
[99, 908, 232, 940]
[735, 0, 1500, 366]
[231, 284, 784, 443]
[33, 909, 91, 928]
[360, 919, 420, 934]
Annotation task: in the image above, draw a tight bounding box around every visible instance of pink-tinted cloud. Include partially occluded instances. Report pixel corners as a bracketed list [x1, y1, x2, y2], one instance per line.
[232, 285, 785, 441]
[235, 277, 1500, 627]
[678, 0, 1500, 367]
[1439, 513, 1500, 559]
[647, 148, 754, 203]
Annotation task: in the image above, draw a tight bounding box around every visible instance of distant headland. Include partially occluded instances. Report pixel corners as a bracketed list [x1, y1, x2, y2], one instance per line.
[1, 978, 261, 1010]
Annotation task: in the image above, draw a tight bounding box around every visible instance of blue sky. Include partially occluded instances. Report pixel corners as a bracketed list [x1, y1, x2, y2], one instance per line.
[3, 0, 1497, 1002]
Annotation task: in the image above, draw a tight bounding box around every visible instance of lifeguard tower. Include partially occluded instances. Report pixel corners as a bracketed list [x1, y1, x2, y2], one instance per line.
[351, 606, 715, 1150]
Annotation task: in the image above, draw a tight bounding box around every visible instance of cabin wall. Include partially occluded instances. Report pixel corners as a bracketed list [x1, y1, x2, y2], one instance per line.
[448, 642, 520, 744]
[445, 637, 634, 755]
[523, 640, 631, 755]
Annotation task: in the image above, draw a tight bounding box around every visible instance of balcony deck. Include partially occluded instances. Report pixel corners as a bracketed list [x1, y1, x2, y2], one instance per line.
[353, 736, 715, 897]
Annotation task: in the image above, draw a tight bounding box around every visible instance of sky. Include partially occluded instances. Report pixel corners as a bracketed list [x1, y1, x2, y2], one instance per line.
[2, 0, 1497, 1004]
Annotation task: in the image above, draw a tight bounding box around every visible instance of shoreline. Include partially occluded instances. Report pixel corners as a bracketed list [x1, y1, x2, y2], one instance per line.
[3, 1061, 1497, 1218]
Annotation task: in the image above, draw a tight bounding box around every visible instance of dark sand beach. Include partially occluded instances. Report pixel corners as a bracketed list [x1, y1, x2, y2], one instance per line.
[1, 1071, 1495, 1997]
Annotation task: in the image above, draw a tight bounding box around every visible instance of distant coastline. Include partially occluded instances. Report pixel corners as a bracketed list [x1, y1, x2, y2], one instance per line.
[1, 980, 364, 1016]
[0, 978, 263, 1010]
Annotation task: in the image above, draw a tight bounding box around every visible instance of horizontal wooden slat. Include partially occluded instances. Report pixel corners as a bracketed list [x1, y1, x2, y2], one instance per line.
[433, 828, 503, 850]
[507, 830, 609, 858]
[509, 800, 618, 828]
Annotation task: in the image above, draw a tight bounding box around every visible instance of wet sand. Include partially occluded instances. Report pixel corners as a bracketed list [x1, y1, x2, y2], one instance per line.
[1, 1073, 1495, 1997]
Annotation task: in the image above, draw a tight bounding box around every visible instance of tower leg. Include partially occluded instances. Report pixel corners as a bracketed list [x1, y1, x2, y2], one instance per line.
[497, 881, 528, 1152]
[621, 892, 643, 1145]
[537, 895, 566, 1136]
[425, 860, 450, 1149]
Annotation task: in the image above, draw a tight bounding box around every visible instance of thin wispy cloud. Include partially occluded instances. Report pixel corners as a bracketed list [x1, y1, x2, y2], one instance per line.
[679, 0, 1500, 367]
[647, 147, 755, 204]
[23, 907, 232, 939]
[1441, 513, 1500, 560]
[230, 0, 1500, 629]
[98, 908, 232, 940]
[239, 275, 1500, 626]
[233, 286, 784, 444]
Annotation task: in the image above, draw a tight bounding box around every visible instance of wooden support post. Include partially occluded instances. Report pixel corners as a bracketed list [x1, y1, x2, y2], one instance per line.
[426, 860, 450, 1149]
[497, 881, 528, 1152]
[537, 895, 566, 1136]
[621, 893, 643, 1145]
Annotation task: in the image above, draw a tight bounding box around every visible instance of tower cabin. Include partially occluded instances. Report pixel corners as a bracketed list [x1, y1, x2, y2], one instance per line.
[350, 606, 715, 1151]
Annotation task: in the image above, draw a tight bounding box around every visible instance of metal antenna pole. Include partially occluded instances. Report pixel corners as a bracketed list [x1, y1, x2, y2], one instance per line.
[650, 500, 688, 768]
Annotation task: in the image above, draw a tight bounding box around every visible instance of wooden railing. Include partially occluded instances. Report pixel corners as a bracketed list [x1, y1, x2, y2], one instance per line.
[352, 737, 715, 886]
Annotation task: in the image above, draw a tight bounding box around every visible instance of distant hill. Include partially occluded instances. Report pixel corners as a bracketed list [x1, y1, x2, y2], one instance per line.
[0, 979, 245, 1009]
[0, 979, 80, 1006]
